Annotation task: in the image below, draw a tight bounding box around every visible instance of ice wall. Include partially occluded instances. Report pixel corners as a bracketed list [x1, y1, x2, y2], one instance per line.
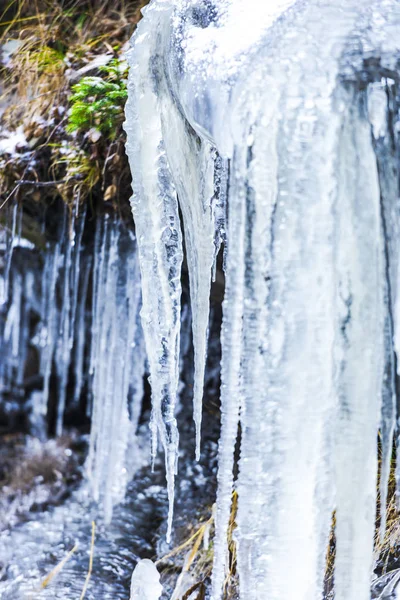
[124, 0, 400, 598]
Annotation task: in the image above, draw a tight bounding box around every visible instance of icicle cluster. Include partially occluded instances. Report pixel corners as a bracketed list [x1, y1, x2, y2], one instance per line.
[124, 0, 400, 598]
[86, 217, 146, 522]
[0, 210, 145, 520]
[0, 204, 90, 432]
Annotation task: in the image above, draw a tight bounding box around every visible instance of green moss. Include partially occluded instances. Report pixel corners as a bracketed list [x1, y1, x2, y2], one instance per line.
[67, 59, 128, 140]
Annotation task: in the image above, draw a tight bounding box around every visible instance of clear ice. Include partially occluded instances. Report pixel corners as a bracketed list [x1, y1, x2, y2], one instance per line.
[124, 0, 400, 598]
[130, 559, 164, 600]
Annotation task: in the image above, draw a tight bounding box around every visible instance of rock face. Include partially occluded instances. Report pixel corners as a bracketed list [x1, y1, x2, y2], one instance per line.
[124, 1, 400, 599]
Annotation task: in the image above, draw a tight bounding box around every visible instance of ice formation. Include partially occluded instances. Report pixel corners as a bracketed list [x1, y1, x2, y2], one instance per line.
[86, 216, 146, 521]
[124, 0, 400, 598]
[0, 210, 145, 522]
[130, 559, 163, 600]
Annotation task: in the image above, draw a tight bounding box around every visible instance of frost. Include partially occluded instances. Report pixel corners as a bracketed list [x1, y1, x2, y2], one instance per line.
[124, 0, 400, 597]
[0, 126, 26, 155]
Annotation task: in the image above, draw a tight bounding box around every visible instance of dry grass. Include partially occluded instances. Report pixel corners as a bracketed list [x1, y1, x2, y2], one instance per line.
[163, 447, 400, 599]
[324, 442, 400, 596]
[79, 520, 96, 600]
[374, 448, 400, 573]
[0, 433, 84, 532]
[29, 519, 95, 597]
[0, 0, 146, 211]
[157, 492, 238, 599]
[40, 542, 79, 591]
[0, 0, 145, 124]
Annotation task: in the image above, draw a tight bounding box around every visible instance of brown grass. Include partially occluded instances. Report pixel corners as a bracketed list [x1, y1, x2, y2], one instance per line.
[0, 0, 146, 126]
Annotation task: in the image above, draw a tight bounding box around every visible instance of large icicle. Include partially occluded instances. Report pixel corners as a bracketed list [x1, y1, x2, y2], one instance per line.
[368, 81, 399, 539]
[124, 6, 224, 481]
[124, 3, 184, 542]
[333, 88, 385, 600]
[159, 104, 218, 461]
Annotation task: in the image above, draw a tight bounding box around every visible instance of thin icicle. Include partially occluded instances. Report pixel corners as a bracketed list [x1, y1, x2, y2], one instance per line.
[211, 142, 246, 600]
[87, 218, 119, 502]
[73, 254, 92, 405]
[68, 201, 86, 356]
[41, 239, 61, 418]
[55, 200, 85, 434]
[0, 200, 18, 306]
[55, 207, 75, 436]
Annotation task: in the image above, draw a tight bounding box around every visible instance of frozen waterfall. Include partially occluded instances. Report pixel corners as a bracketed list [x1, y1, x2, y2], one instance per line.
[124, 0, 400, 598]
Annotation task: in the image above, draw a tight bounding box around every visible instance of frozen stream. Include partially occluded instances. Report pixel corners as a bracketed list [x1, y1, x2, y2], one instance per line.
[0, 459, 166, 600]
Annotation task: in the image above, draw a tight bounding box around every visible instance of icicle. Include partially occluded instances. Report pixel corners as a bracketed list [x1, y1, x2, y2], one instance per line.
[87, 218, 119, 503]
[87, 218, 145, 522]
[333, 95, 385, 600]
[125, 5, 184, 542]
[1, 271, 23, 397]
[86, 216, 108, 420]
[68, 201, 86, 357]
[55, 200, 86, 434]
[40, 239, 61, 418]
[72, 254, 92, 405]
[211, 141, 246, 600]
[103, 235, 143, 520]
[159, 98, 217, 461]
[130, 559, 163, 600]
[55, 206, 76, 436]
[0, 200, 18, 306]
[368, 81, 398, 539]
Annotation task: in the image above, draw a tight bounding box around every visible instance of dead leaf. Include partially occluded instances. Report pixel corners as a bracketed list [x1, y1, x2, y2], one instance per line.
[104, 184, 116, 201]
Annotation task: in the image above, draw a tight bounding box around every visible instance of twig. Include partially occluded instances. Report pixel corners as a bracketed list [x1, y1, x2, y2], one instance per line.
[16, 179, 67, 187]
[0, 184, 19, 211]
[0, 180, 68, 211]
[156, 516, 213, 566]
[40, 543, 79, 589]
[80, 521, 96, 600]
[0, 116, 68, 211]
